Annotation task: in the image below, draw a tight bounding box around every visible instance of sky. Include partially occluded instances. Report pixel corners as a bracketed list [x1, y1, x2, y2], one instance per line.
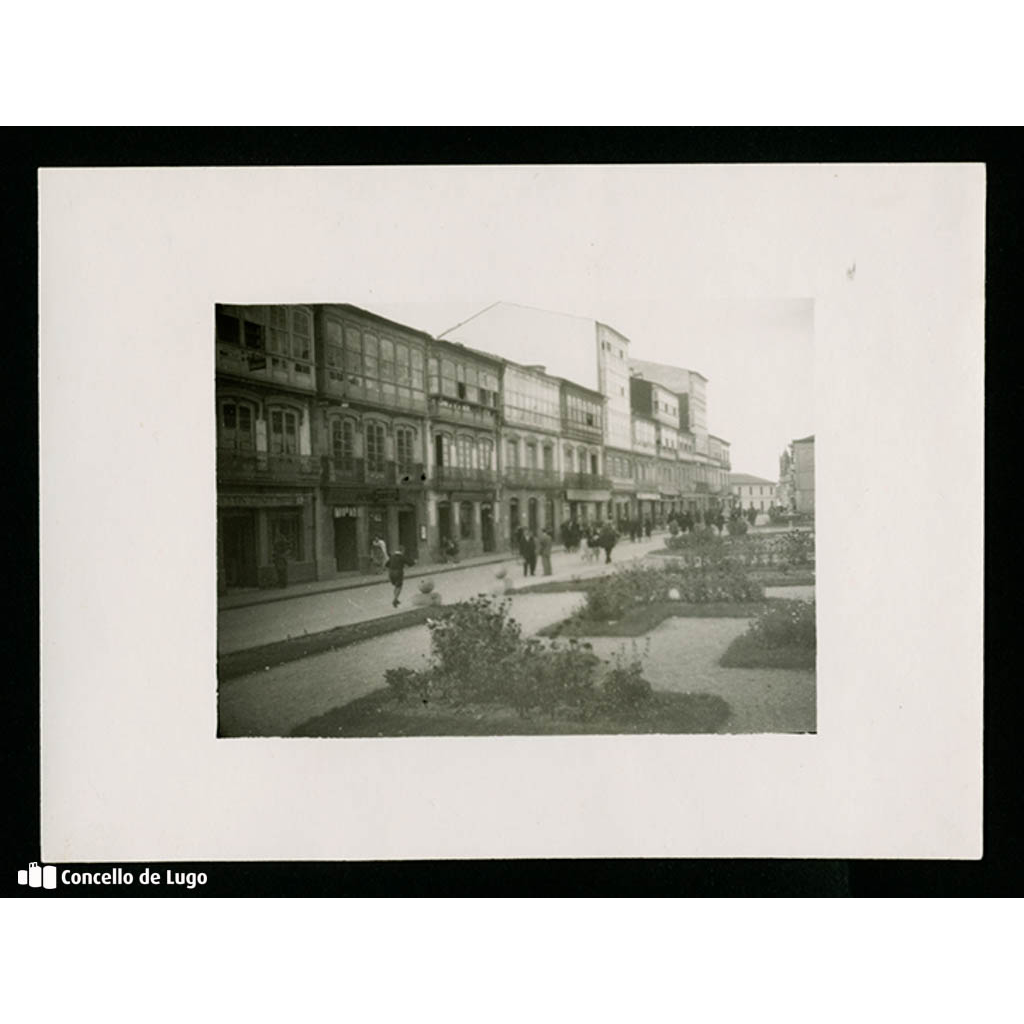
[305, 164, 817, 483]
[374, 296, 813, 482]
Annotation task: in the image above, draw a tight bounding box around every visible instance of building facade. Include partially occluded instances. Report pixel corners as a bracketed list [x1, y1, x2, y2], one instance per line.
[559, 377, 609, 525]
[314, 304, 431, 574]
[730, 473, 777, 511]
[792, 435, 815, 513]
[425, 338, 503, 559]
[216, 303, 321, 592]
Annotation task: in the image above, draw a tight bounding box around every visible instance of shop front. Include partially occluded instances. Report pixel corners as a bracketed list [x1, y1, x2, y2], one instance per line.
[565, 487, 612, 525]
[217, 491, 316, 592]
[321, 484, 424, 574]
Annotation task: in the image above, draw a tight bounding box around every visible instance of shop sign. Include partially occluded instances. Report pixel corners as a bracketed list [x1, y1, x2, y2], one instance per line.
[218, 494, 304, 507]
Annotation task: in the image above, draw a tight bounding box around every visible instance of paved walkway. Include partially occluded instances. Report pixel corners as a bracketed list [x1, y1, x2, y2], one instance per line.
[584, 618, 815, 734]
[218, 592, 586, 737]
[218, 534, 668, 655]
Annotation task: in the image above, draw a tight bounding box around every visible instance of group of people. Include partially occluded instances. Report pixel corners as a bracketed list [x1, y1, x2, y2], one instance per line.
[513, 525, 554, 577]
[558, 519, 619, 564]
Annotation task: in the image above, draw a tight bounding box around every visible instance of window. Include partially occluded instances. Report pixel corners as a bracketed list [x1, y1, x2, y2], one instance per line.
[244, 319, 264, 350]
[396, 426, 415, 472]
[365, 422, 386, 474]
[457, 435, 474, 470]
[268, 408, 299, 454]
[506, 438, 519, 469]
[441, 359, 457, 398]
[271, 512, 303, 561]
[216, 311, 240, 345]
[332, 418, 355, 469]
[363, 334, 379, 379]
[478, 438, 494, 471]
[380, 338, 395, 382]
[459, 501, 474, 539]
[590, 453, 599, 475]
[220, 400, 255, 449]
[526, 442, 537, 469]
[564, 447, 574, 472]
[543, 445, 554, 472]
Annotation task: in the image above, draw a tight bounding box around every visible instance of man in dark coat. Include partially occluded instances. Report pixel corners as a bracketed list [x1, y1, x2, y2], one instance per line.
[387, 546, 414, 607]
[598, 521, 618, 564]
[520, 528, 537, 576]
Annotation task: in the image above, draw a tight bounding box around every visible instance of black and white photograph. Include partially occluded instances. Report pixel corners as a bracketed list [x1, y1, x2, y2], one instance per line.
[38, 159, 984, 866]
[215, 297, 816, 739]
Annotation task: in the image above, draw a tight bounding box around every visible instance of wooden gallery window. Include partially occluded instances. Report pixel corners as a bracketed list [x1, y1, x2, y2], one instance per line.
[220, 400, 256, 449]
[332, 418, 355, 470]
[268, 408, 299, 454]
[365, 422, 386, 474]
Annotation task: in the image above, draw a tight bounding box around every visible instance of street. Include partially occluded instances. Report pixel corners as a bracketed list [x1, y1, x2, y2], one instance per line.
[218, 533, 669, 655]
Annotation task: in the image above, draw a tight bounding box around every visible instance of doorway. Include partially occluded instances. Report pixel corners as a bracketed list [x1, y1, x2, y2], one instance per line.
[333, 515, 359, 571]
[508, 497, 520, 545]
[398, 506, 418, 560]
[437, 502, 452, 542]
[481, 503, 495, 552]
[221, 511, 258, 587]
[527, 497, 539, 532]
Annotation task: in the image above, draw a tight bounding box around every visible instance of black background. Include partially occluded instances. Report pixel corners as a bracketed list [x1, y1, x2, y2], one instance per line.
[4, 128, 1016, 896]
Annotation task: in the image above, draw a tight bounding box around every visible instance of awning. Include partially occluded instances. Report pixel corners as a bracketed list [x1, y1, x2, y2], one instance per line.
[565, 489, 612, 502]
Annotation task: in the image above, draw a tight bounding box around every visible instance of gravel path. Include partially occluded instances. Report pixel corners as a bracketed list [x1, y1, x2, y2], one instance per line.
[218, 592, 585, 737]
[584, 617, 816, 734]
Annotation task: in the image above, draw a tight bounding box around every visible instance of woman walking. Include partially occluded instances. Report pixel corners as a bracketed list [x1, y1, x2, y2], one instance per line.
[387, 545, 414, 607]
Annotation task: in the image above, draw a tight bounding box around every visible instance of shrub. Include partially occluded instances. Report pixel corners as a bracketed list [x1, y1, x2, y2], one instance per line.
[383, 666, 433, 703]
[426, 596, 522, 701]
[601, 640, 653, 713]
[726, 517, 749, 537]
[747, 599, 816, 650]
[780, 529, 815, 568]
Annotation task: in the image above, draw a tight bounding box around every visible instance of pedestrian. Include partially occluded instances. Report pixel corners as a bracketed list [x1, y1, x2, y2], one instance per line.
[370, 533, 388, 573]
[272, 531, 290, 588]
[387, 545, 414, 607]
[599, 520, 618, 564]
[520, 528, 537, 576]
[538, 527, 553, 575]
[644, 518, 652, 539]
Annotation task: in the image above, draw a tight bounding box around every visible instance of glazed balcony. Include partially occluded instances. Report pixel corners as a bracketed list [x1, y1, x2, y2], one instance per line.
[217, 448, 321, 484]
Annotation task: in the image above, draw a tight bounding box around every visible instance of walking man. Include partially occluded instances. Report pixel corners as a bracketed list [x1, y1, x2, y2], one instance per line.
[521, 528, 537, 577]
[387, 545, 414, 607]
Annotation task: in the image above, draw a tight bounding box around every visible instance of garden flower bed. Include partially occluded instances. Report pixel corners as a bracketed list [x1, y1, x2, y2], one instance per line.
[718, 599, 816, 670]
[288, 595, 733, 737]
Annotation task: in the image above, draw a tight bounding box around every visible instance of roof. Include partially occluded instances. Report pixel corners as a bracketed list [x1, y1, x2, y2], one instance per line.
[326, 303, 435, 342]
[628, 358, 708, 392]
[729, 473, 777, 486]
[793, 434, 815, 444]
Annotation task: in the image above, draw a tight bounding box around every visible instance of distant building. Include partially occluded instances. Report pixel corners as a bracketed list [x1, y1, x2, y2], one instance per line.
[791, 435, 815, 513]
[730, 473, 778, 512]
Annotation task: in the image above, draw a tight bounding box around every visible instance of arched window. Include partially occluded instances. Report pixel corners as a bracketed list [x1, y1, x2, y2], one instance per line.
[268, 406, 300, 454]
[456, 435, 475, 470]
[219, 398, 257, 450]
[331, 418, 355, 470]
[434, 432, 451, 469]
[478, 438, 494, 471]
[395, 425, 416, 472]
[506, 437, 519, 469]
[365, 421, 386, 474]
[564, 447, 574, 472]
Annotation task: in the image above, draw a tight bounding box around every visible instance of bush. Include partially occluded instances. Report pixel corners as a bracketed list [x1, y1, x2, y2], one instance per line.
[426, 595, 523, 701]
[383, 666, 433, 703]
[747, 599, 816, 650]
[780, 529, 814, 568]
[726, 517, 749, 537]
[601, 641, 653, 713]
[581, 561, 764, 620]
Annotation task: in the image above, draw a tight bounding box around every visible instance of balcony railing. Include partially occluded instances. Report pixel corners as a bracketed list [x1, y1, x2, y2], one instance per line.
[432, 466, 498, 489]
[504, 467, 562, 489]
[217, 448, 320, 483]
[695, 481, 710, 493]
[563, 472, 612, 491]
[321, 458, 425, 487]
